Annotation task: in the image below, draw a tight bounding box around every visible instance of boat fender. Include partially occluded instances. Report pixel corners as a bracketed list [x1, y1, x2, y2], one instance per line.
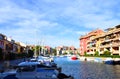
[52, 74, 57, 78]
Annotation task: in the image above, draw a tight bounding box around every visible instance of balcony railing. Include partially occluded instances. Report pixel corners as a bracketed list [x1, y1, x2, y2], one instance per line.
[112, 50, 119, 54]
[87, 51, 95, 54]
[111, 43, 120, 47]
[99, 51, 104, 54]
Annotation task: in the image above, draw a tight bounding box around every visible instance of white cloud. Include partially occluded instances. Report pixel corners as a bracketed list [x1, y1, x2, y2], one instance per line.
[58, 0, 120, 29]
[0, 0, 120, 48]
[76, 31, 89, 35]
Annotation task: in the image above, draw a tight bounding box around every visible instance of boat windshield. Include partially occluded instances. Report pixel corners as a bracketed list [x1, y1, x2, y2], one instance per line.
[17, 66, 36, 72]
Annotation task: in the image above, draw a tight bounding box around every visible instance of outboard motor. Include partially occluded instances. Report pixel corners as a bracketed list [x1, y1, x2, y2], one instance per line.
[57, 73, 74, 79]
[3, 75, 18, 79]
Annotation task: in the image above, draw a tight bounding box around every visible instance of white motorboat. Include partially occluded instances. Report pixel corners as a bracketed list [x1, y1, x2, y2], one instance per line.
[1, 61, 74, 79]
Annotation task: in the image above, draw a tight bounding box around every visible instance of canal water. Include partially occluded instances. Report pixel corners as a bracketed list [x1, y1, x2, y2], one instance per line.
[54, 57, 120, 79]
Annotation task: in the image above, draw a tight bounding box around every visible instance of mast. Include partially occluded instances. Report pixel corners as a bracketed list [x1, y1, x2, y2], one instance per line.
[34, 43, 37, 58]
[34, 29, 37, 58]
[39, 40, 42, 56]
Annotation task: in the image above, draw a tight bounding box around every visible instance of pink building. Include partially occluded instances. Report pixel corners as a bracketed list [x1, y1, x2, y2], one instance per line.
[45, 46, 51, 53]
[79, 36, 88, 55]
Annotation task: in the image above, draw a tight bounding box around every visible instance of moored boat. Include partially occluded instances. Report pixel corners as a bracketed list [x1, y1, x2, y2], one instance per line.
[2, 61, 74, 79]
[104, 58, 120, 65]
[71, 55, 78, 60]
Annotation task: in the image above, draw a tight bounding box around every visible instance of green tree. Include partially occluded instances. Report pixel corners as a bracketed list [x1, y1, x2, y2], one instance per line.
[33, 45, 41, 56]
[52, 48, 57, 56]
[28, 49, 34, 57]
[62, 52, 67, 55]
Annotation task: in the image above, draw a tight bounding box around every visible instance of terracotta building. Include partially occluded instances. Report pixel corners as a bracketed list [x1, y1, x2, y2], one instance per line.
[79, 29, 104, 55]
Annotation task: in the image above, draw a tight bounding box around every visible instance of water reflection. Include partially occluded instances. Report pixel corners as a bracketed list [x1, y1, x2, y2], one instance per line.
[54, 57, 120, 79]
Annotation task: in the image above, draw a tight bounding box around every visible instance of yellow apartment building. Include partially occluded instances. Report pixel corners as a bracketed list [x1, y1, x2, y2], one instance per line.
[87, 25, 120, 55]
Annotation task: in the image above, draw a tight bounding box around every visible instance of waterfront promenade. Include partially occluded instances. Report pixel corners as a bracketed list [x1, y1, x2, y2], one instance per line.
[79, 56, 120, 62]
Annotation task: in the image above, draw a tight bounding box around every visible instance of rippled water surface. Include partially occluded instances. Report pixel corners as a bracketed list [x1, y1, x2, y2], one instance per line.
[54, 57, 120, 79]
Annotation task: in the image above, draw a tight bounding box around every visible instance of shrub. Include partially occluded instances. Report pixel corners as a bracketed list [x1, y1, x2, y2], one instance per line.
[62, 52, 67, 55]
[69, 52, 73, 55]
[84, 52, 87, 56]
[95, 51, 99, 56]
[103, 50, 111, 56]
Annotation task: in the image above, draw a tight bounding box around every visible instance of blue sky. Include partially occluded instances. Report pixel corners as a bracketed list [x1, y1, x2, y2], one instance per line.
[0, 0, 120, 48]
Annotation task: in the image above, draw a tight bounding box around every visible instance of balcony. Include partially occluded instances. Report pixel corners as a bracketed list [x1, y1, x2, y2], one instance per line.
[87, 46, 90, 49]
[100, 44, 110, 48]
[87, 51, 95, 55]
[105, 39, 111, 42]
[111, 43, 120, 47]
[87, 40, 91, 44]
[99, 51, 104, 54]
[112, 50, 119, 54]
[101, 40, 110, 43]
[90, 47, 96, 49]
